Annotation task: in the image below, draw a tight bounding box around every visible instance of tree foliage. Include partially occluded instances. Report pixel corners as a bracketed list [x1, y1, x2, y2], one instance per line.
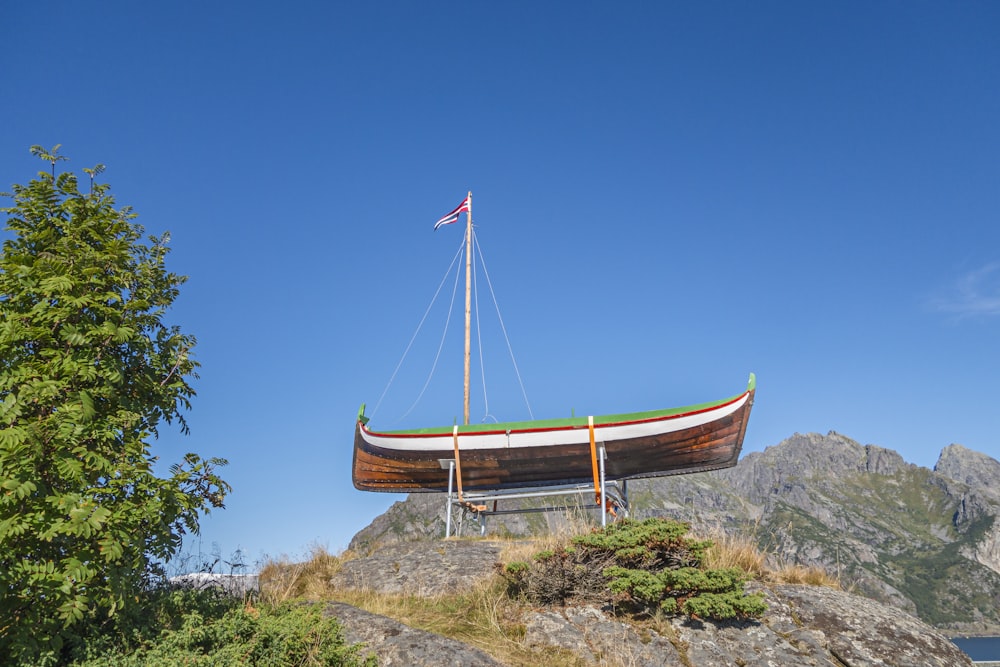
[0, 146, 229, 664]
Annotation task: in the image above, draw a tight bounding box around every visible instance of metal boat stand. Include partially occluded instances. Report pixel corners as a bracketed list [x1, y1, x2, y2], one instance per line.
[440, 444, 630, 538]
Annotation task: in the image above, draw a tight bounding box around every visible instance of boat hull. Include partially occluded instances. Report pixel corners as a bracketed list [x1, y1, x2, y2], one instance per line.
[353, 376, 755, 493]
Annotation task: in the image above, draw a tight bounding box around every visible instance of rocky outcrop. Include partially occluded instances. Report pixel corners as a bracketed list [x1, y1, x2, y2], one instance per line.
[327, 540, 974, 667]
[332, 541, 502, 596]
[349, 493, 448, 553]
[524, 585, 973, 667]
[524, 605, 685, 665]
[935, 443, 1000, 501]
[350, 431, 1000, 633]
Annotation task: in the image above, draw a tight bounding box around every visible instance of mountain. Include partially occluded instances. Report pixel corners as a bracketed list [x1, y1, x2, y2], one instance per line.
[350, 431, 1000, 634]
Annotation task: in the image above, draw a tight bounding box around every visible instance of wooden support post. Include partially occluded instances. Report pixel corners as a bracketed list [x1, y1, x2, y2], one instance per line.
[452, 425, 464, 502]
[588, 416, 601, 504]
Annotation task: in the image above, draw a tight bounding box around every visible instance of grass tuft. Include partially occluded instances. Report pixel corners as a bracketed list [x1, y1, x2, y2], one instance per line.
[697, 527, 841, 589]
[259, 544, 354, 604]
[702, 530, 767, 578]
[767, 562, 841, 587]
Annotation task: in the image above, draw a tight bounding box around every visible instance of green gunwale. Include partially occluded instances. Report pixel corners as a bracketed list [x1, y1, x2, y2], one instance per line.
[362, 373, 755, 436]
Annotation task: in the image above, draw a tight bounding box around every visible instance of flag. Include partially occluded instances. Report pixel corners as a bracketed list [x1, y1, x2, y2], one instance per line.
[433, 193, 471, 230]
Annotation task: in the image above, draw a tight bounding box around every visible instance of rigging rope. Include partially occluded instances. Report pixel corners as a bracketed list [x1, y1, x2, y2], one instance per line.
[474, 233, 534, 420]
[395, 244, 464, 424]
[370, 237, 465, 421]
[472, 237, 490, 421]
[373, 229, 534, 425]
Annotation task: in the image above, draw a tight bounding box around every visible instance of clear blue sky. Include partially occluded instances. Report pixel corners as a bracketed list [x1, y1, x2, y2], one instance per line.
[4, 2, 999, 566]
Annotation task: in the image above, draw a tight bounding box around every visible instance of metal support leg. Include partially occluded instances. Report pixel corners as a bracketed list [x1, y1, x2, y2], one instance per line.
[438, 469, 628, 539]
[621, 478, 629, 519]
[599, 445, 607, 527]
[445, 461, 455, 538]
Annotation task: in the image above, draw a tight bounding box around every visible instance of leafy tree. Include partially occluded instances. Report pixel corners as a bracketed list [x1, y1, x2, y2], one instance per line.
[0, 145, 230, 665]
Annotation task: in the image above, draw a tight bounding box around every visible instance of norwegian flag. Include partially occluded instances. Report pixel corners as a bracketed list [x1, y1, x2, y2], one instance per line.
[433, 193, 471, 230]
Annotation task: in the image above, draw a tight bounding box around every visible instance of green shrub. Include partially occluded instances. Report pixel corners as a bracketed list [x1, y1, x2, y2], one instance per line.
[509, 518, 766, 621]
[59, 585, 239, 663]
[504, 561, 530, 575]
[68, 596, 375, 667]
[571, 516, 712, 569]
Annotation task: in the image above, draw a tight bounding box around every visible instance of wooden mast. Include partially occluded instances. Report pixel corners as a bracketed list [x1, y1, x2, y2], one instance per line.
[463, 191, 473, 426]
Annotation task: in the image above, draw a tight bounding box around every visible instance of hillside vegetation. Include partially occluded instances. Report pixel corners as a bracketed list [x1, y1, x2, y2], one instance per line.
[26, 519, 802, 666]
[258, 518, 836, 667]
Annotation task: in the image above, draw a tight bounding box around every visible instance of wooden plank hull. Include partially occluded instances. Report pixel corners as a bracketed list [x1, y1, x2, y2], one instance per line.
[353, 376, 755, 493]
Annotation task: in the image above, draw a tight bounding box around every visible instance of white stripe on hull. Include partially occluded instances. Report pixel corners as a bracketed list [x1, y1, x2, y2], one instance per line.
[360, 393, 748, 453]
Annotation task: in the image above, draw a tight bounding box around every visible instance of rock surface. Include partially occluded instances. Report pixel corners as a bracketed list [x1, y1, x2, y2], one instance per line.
[524, 605, 684, 666]
[332, 540, 502, 596]
[349, 432, 1000, 634]
[935, 443, 1000, 502]
[325, 601, 505, 667]
[326, 540, 974, 667]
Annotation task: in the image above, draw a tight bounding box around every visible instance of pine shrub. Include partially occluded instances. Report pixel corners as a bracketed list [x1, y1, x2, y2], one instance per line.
[503, 518, 767, 621]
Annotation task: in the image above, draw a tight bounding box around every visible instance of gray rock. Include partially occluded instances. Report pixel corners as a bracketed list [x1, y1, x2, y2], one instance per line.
[935, 443, 1000, 502]
[520, 584, 973, 667]
[324, 601, 504, 667]
[349, 493, 448, 552]
[332, 540, 502, 596]
[772, 584, 972, 667]
[525, 605, 684, 666]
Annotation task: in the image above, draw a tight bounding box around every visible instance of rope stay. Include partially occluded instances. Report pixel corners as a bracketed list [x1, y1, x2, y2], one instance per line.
[472, 234, 491, 421]
[374, 227, 534, 425]
[371, 237, 466, 421]
[396, 243, 464, 423]
[474, 232, 534, 420]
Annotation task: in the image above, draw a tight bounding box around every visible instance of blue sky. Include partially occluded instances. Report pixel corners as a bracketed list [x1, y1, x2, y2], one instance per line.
[4, 2, 999, 565]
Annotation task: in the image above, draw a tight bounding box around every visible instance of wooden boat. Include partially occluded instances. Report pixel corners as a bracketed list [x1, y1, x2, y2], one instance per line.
[352, 193, 755, 494]
[353, 374, 755, 492]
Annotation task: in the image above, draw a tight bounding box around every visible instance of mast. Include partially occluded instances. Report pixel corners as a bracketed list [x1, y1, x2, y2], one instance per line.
[463, 191, 473, 425]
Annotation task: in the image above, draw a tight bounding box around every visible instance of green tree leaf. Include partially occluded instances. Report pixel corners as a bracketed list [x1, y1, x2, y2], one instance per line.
[0, 146, 230, 665]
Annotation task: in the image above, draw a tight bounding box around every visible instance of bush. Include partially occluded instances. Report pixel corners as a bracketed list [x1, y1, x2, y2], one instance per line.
[66, 589, 375, 667]
[60, 584, 240, 663]
[503, 518, 767, 621]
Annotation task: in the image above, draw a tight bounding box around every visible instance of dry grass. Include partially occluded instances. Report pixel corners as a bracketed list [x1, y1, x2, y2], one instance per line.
[259, 544, 356, 605]
[698, 527, 841, 589]
[766, 562, 841, 588]
[496, 533, 566, 566]
[702, 530, 767, 578]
